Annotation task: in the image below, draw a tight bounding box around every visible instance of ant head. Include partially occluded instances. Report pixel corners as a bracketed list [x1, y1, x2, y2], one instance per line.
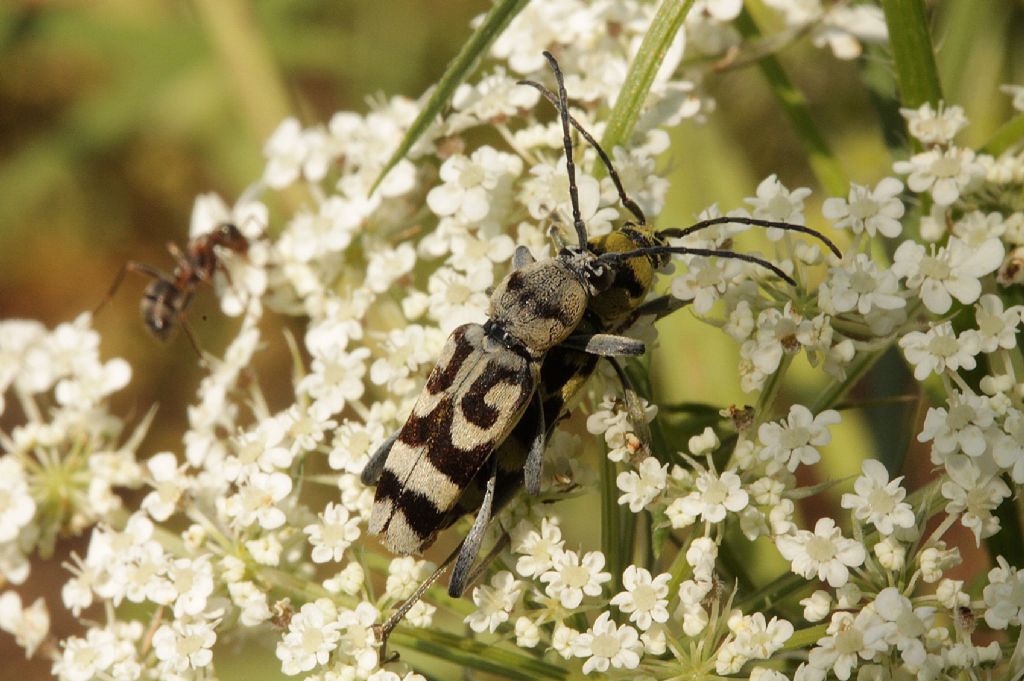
[213, 222, 249, 255]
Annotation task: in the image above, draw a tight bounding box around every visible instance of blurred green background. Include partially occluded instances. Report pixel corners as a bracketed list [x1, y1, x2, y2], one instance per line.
[1, 1, 1021, 678]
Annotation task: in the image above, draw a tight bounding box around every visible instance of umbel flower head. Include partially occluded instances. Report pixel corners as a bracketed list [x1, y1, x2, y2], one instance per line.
[4, 3, 1024, 681]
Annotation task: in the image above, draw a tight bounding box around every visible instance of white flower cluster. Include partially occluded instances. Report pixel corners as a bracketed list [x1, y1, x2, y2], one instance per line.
[3, 2, 1024, 680]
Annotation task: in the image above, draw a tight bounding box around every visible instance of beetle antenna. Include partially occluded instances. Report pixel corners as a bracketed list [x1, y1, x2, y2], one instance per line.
[598, 246, 797, 286]
[541, 51, 588, 250]
[658, 217, 842, 259]
[517, 79, 647, 227]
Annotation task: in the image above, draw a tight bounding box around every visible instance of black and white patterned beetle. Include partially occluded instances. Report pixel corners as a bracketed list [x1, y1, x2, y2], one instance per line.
[360, 51, 805, 600]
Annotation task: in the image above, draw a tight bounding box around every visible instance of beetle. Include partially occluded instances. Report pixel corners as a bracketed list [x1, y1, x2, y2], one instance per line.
[361, 52, 841, 651]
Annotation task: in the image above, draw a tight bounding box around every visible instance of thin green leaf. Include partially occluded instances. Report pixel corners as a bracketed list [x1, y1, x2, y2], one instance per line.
[389, 629, 568, 680]
[369, 0, 529, 193]
[597, 0, 695, 174]
[880, 0, 943, 109]
[733, 8, 847, 196]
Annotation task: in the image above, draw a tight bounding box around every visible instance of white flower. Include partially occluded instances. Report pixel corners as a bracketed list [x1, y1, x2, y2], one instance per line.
[163, 555, 215, 618]
[776, 518, 866, 587]
[994, 409, 1024, 482]
[54, 626, 118, 681]
[551, 623, 580, 660]
[746, 174, 812, 238]
[982, 556, 1024, 629]
[222, 471, 293, 530]
[892, 237, 1004, 314]
[153, 616, 218, 673]
[677, 578, 713, 636]
[898, 322, 980, 381]
[140, 452, 186, 522]
[686, 536, 719, 582]
[717, 612, 794, 674]
[916, 390, 994, 461]
[262, 117, 307, 188]
[893, 146, 983, 206]
[385, 556, 433, 600]
[900, 102, 968, 145]
[0, 458, 35, 543]
[276, 599, 341, 675]
[426, 146, 522, 224]
[520, 156, 619, 235]
[228, 580, 272, 627]
[814, 3, 887, 60]
[818, 253, 905, 317]
[324, 561, 365, 597]
[677, 469, 749, 523]
[609, 566, 670, 631]
[572, 612, 643, 675]
[822, 178, 904, 238]
[973, 293, 1022, 352]
[807, 609, 888, 681]
[872, 587, 933, 669]
[840, 459, 916, 535]
[540, 550, 611, 609]
[465, 571, 522, 633]
[304, 502, 361, 563]
[297, 346, 371, 420]
[336, 602, 380, 675]
[800, 590, 832, 622]
[0, 591, 49, 658]
[616, 457, 668, 512]
[514, 616, 540, 648]
[758, 405, 840, 473]
[941, 456, 1011, 544]
[330, 419, 387, 475]
[452, 67, 541, 123]
[512, 517, 564, 578]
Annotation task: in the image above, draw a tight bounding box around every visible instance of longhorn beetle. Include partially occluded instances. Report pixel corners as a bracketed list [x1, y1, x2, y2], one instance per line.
[95, 223, 251, 356]
[362, 51, 841, 655]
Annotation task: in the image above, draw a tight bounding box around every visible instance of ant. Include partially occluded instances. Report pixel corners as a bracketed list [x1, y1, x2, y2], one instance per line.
[95, 223, 250, 357]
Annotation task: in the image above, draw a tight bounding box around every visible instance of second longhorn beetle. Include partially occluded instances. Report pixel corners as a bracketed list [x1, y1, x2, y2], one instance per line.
[361, 50, 841, 655]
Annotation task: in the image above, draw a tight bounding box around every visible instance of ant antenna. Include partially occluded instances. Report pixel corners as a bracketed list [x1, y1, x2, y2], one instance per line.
[516, 79, 647, 227]
[598, 246, 798, 286]
[659, 217, 842, 259]
[541, 51, 588, 251]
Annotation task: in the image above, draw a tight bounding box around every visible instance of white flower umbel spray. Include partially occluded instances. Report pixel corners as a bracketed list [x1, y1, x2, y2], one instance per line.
[6, 4, 1024, 680]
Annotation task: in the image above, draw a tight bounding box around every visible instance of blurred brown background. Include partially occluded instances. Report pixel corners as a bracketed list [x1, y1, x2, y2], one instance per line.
[1, 0, 1021, 678]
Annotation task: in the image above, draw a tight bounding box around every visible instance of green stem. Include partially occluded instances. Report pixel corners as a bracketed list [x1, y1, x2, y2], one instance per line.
[880, 0, 943, 109]
[602, 454, 623, 594]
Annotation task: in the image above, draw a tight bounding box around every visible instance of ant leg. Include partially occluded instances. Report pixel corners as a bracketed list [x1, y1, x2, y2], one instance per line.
[95, 261, 168, 315]
[166, 241, 192, 273]
[178, 316, 208, 366]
